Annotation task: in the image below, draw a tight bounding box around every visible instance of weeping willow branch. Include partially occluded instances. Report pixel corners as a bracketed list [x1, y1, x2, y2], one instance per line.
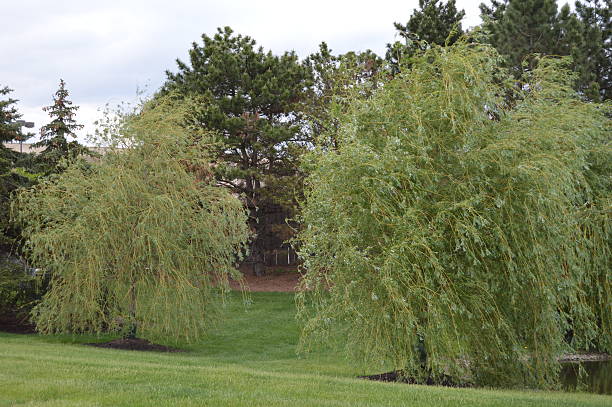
[296, 42, 611, 389]
[12, 95, 250, 343]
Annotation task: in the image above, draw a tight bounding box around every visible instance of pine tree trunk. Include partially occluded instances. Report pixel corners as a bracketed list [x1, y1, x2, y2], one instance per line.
[249, 208, 266, 277]
[246, 176, 266, 277]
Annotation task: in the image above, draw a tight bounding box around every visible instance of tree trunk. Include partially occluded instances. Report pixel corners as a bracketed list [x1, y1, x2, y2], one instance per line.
[248, 207, 266, 277]
[125, 279, 137, 339]
[245, 175, 266, 277]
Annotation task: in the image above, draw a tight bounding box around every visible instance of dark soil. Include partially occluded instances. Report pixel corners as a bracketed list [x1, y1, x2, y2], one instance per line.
[231, 268, 301, 292]
[0, 313, 37, 334]
[85, 338, 185, 353]
[359, 370, 471, 388]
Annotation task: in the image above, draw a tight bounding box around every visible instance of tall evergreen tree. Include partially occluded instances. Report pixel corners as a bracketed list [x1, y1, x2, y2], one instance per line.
[0, 86, 33, 251]
[0, 86, 23, 145]
[556, 3, 597, 99]
[164, 27, 312, 275]
[480, 0, 610, 100]
[34, 79, 91, 173]
[479, 0, 509, 33]
[575, 0, 611, 100]
[480, 0, 559, 76]
[386, 0, 465, 73]
[305, 43, 384, 149]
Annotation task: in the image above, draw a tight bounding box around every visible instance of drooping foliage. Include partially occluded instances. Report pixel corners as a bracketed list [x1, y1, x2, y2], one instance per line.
[296, 42, 611, 388]
[13, 95, 250, 342]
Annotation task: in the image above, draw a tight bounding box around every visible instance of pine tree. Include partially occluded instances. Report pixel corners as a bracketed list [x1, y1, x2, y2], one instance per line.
[556, 3, 597, 99]
[575, 0, 611, 101]
[481, 0, 560, 76]
[164, 27, 312, 275]
[304, 43, 384, 149]
[386, 0, 465, 73]
[34, 79, 91, 173]
[0, 86, 33, 251]
[0, 86, 23, 145]
[479, 0, 508, 30]
[480, 0, 609, 100]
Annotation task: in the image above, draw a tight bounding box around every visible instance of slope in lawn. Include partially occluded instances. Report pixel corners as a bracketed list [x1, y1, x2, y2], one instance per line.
[0, 292, 610, 407]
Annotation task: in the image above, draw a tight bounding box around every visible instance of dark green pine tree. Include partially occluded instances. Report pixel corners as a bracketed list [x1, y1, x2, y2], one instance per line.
[0, 86, 23, 145]
[575, 0, 611, 101]
[556, 3, 598, 99]
[481, 0, 609, 100]
[481, 0, 560, 77]
[386, 0, 465, 73]
[0, 86, 33, 251]
[304, 42, 384, 149]
[479, 0, 509, 39]
[164, 27, 312, 275]
[34, 79, 91, 173]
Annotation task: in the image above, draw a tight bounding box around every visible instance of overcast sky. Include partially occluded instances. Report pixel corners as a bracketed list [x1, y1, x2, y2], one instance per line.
[1, 0, 485, 143]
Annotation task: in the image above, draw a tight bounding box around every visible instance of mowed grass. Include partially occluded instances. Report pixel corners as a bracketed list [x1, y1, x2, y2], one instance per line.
[1, 292, 610, 407]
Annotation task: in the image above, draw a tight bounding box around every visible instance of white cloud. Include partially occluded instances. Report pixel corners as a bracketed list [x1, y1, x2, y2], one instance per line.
[1, 0, 485, 144]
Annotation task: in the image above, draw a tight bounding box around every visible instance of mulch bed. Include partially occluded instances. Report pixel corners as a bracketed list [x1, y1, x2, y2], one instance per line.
[359, 370, 471, 388]
[0, 313, 37, 334]
[0, 317, 186, 353]
[85, 338, 185, 352]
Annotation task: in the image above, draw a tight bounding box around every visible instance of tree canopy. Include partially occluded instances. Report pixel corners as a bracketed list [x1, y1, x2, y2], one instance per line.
[0, 86, 23, 145]
[0, 86, 34, 252]
[574, 0, 611, 101]
[13, 96, 250, 342]
[386, 0, 465, 73]
[304, 42, 385, 150]
[164, 26, 312, 275]
[480, 0, 611, 100]
[481, 0, 559, 73]
[296, 41, 611, 388]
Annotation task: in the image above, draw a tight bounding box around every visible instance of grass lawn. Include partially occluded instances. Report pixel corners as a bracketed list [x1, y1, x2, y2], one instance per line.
[1, 292, 610, 407]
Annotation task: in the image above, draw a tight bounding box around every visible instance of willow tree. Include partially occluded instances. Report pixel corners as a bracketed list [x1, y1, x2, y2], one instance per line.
[13, 96, 250, 343]
[296, 42, 611, 388]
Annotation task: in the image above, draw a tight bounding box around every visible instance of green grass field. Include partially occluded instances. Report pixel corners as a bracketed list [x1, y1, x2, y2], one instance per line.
[1, 292, 610, 406]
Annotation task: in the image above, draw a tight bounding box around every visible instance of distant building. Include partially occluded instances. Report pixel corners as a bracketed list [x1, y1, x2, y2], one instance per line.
[3, 142, 112, 156]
